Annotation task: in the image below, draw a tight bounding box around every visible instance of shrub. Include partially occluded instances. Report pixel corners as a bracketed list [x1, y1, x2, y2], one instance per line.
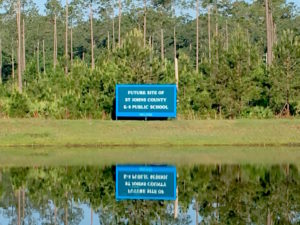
[241, 106, 274, 119]
[8, 92, 31, 117]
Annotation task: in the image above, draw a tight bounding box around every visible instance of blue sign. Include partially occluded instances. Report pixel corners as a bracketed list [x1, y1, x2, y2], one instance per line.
[115, 84, 177, 118]
[116, 165, 177, 201]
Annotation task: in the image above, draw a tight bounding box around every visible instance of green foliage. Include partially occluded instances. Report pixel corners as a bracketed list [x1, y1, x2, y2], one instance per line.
[270, 29, 300, 114]
[0, 30, 176, 119]
[209, 26, 265, 118]
[0, 98, 9, 117]
[0, 0, 300, 119]
[0, 85, 8, 117]
[8, 91, 30, 118]
[0, 27, 297, 119]
[177, 53, 213, 116]
[241, 106, 274, 119]
[296, 101, 300, 116]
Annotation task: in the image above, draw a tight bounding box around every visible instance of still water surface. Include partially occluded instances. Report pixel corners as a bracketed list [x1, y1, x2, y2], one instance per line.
[0, 164, 299, 224]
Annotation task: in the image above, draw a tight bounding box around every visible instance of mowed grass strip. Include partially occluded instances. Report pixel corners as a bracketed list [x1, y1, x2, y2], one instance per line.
[0, 119, 299, 147]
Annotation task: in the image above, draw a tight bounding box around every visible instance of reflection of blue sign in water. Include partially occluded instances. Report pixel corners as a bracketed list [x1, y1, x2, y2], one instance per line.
[116, 84, 177, 118]
[116, 165, 177, 200]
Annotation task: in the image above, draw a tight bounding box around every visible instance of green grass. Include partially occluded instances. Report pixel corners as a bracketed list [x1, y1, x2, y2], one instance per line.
[0, 119, 300, 147]
[1, 119, 300, 167]
[0, 146, 300, 167]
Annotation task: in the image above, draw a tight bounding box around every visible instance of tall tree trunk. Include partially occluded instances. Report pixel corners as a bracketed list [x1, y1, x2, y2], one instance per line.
[37, 41, 40, 74]
[247, 30, 251, 67]
[54, 15, 57, 69]
[208, 6, 211, 64]
[273, 22, 277, 45]
[215, 5, 219, 64]
[152, 33, 154, 51]
[196, 0, 199, 72]
[0, 39, 2, 84]
[215, 5, 218, 37]
[70, 24, 73, 68]
[118, 0, 122, 48]
[90, 4, 95, 70]
[150, 35, 153, 80]
[225, 20, 228, 51]
[267, 208, 273, 225]
[270, 9, 274, 49]
[43, 40, 46, 74]
[265, 0, 273, 66]
[17, 0, 22, 93]
[22, 19, 26, 73]
[65, 0, 69, 75]
[112, 10, 115, 50]
[175, 58, 179, 91]
[286, 72, 290, 116]
[161, 29, 164, 61]
[144, 0, 147, 48]
[11, 44, 15, 80]
[174, 26, 176, 59]
[148, 35, 151, 48]
[107, 31, 110, 51]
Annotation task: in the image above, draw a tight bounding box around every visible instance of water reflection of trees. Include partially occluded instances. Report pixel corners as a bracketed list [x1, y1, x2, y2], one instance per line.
[0, 165, 299, 224]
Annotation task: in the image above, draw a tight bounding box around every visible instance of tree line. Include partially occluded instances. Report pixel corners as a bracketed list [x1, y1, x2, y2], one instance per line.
[0, 0, 300, 119]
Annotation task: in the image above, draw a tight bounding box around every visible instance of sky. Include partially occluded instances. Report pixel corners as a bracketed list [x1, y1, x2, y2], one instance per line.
[34, 0, 300, 15]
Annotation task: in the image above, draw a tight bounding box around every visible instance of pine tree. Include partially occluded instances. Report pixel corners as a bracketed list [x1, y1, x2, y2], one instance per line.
[270, 30, 300, 116]
[37, 40, 40, 74]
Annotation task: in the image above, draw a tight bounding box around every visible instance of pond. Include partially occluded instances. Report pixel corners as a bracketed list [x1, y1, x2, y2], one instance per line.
[0, 162, 300, 224]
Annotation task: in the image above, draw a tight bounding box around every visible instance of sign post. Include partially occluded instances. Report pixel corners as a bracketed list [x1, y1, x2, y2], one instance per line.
[115, 84, 177, 119]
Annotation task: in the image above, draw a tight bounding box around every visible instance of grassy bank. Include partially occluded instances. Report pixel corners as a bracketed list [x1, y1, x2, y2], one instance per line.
[1, 146, 300, 167]
[0, 119, 299, 147]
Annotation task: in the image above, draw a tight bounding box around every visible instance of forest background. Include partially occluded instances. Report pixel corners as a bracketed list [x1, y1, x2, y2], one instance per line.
[0, 0, 300, 120]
